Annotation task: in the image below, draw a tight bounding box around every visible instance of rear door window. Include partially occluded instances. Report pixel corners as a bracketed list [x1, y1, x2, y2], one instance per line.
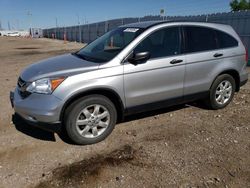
[184, 26, 218, 53]
[216, 30, 238, 48]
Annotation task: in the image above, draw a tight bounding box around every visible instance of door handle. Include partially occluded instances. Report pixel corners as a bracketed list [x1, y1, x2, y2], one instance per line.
[214, 53, 223, 58]
[170, 59, 183, 64]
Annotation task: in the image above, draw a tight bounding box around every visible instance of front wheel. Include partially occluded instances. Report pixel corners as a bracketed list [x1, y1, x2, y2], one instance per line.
[205, 74, 236, 110]
[64, 95, 117, 145]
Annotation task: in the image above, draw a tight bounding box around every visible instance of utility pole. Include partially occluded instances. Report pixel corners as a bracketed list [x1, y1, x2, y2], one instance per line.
[8, 21, 11, 30]
[27, 11, 33, 37]
[77, 14, 81, 43]
[0, 20, 2, 30]
[13, 19, 20, 30]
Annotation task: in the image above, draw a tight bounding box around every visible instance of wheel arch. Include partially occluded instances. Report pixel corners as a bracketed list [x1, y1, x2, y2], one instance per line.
[211, 69, 240, 92]
[60, 88, 125, 123]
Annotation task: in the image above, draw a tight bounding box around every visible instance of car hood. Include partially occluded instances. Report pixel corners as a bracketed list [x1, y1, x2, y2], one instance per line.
[20, 53, 99, 82]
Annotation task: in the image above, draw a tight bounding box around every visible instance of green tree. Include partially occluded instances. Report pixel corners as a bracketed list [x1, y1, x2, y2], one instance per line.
[230, 0, 250, 11]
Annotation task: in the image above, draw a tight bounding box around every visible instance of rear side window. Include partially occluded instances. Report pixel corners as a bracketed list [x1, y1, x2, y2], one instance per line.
[216, 30, 238, 48]
[134, 26, 181, 59]
[184, 26, 217, 53]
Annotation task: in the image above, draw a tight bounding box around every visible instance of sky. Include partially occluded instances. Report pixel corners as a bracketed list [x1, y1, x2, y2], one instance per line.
[0, 0, 232, 30]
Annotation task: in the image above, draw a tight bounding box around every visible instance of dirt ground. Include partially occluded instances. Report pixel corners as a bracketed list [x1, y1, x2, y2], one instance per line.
[0, 37, 249, 188]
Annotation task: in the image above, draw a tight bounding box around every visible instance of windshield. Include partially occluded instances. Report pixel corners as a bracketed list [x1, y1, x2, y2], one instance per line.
[76, 27, 144, 63]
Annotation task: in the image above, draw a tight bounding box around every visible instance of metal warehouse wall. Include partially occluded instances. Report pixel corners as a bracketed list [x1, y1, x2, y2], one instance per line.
[43, 11, 250, 64]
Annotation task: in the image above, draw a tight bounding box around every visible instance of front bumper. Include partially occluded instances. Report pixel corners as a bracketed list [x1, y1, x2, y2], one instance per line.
[10, 88, 64, 124]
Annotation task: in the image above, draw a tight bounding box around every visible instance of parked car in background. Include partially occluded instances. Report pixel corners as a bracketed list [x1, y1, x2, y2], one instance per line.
[7, 32, 21, 37]
[0, 30, 29, 37]
[10, 21, 248, 145]
[0, 31, 21, 37]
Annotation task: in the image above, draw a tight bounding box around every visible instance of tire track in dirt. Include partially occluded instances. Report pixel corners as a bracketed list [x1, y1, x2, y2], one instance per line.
[35, 145, 138, 188]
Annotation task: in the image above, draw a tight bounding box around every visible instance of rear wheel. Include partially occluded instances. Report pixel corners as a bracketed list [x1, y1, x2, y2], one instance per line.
[205, 74, 236, 109]
[64, 95, 117, 145]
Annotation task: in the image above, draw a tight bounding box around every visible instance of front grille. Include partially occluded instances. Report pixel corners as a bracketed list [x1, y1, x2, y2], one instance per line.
[17, 77, 31, 99]
[18, 90, 31, 98]
[17, 77, 26, 88]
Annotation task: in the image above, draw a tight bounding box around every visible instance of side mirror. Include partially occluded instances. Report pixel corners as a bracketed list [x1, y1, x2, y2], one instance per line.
[128, 51, 150, 65]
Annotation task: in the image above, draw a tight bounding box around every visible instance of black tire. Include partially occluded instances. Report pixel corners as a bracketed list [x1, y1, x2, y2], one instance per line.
[205, 74, 236, 110]
[64, 95, 117, 145]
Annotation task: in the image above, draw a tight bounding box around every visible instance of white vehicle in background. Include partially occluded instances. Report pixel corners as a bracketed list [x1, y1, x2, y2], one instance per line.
[19, 31, 30, 37]
[7, 32, 21, 37]
[0, 30, 30, 37]
[0, 31, 20, 37]
[0, 30, 8, 36]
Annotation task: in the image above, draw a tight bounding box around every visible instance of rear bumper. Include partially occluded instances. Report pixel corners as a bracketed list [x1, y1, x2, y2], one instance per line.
[240, 79, 248, 87]
[240, 70, 248, 87]
[10, 88, 64, 124]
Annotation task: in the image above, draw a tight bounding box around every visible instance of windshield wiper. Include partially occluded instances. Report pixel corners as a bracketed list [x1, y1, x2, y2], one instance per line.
[72, 52, 87, 60]
[72, 52, 106, 63]
[104, 48, 122, 52]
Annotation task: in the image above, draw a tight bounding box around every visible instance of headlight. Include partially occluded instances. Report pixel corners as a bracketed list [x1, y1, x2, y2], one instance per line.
[26, 77, 65, 94]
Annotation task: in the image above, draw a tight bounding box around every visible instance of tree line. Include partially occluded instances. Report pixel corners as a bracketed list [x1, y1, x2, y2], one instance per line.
[230, 0, 250, 11]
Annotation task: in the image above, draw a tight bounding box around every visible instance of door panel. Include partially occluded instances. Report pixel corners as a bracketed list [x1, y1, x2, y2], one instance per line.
[184, 50, 223, 95]
[183, 26, 224, 96]
[124, 55, 185, 108]
[123, 26, 185, 108]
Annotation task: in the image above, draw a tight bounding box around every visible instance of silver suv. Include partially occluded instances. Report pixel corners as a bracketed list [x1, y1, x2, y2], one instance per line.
[10, 21, 248, 145]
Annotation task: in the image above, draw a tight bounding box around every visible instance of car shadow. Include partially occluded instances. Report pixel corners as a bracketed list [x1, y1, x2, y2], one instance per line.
[11, 102, 206, 145]
[12, 113, 76, 144]
[12, 114, 57, 142]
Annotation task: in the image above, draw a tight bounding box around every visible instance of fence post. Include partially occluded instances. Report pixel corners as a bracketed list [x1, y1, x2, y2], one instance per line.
[64, 26, 67, 43]
[105, 21, 109, 32]
[96, 23, 98, 38]
[88, 24, 90, 43]
[74, 27, 76, 42]
[79, 24, 81, 43]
